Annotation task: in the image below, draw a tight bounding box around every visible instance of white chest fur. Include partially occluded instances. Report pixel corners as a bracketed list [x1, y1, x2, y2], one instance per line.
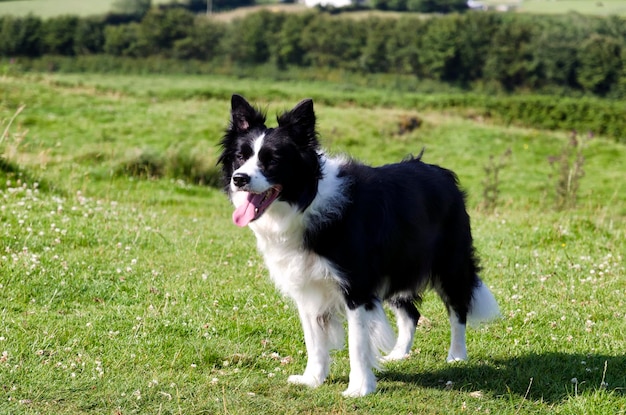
[243, 155, 349, 310]
[250, 205, 343, 305]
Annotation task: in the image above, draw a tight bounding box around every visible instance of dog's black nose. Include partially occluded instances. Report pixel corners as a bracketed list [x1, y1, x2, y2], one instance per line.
[232, 173, 251, 188]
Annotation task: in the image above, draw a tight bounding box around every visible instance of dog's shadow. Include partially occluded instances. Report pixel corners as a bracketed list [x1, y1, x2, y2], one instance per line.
[377, 352, 625, 402]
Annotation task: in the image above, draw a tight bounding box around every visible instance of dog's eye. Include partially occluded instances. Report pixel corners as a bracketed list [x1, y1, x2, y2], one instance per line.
[258, 149, 277, 168]
[261, 155, 279, 169]
[236, 145, 253, 162]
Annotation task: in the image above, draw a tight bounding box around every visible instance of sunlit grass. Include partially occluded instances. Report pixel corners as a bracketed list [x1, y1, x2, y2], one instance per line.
[1, 73, 625, 414]
[0, 0, 173, 17]
[481, 0, 626, 15]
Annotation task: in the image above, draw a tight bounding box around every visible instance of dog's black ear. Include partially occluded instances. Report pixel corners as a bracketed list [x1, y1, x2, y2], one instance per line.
[230, 94, 266, 133]
[277, 98, 318, 148]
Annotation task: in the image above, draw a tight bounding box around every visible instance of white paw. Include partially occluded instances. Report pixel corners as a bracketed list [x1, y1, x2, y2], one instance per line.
[380, 350, 409, 363]
[342, 373, 377, 397]
[446, 342, 467, 363]
[446, 353, 467, 363]
[287, 374, 323, 388]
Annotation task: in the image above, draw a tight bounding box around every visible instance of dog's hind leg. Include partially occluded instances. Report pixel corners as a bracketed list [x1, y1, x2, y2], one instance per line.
[435, 269, 474, 363]
[443, 278, 500, 363]
[447, 310, 468, 362]
[382, 298, 419, 362]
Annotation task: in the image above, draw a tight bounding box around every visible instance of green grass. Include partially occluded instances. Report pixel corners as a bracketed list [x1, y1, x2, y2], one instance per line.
[518, 0, 626, 16]
[3, 0, 626, 18]
[1, 72, 625, 414]
[0, 0, 173, 17]
[476, 0, 626, 15]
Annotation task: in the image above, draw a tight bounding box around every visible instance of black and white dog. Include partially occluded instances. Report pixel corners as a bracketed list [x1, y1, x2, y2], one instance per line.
[218, 95, 500, 397]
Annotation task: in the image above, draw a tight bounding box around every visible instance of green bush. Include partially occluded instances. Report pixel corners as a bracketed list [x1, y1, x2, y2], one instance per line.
[222, 10, 285, 65]
[577, 34, 623, 95]
[483, 17, 538, 90]
[418, 15, 463, 81]
[164, 142, 221, 187]
[360, 17, 396, 73]
[115, 144, 221, 186]
[0, 15, 43, 57]
[41, 15, 80, 55]
[383, 16, 425, 75]
[118, 147, 164, 178]
[5, 10, 626, 101]
[171, 19, 226, 60]
[300, 14, 366, 69]
[476, 95, 626, 141]
[74, 17, 106, 55]
[270, 12, 316, 68]
[136, 8, 195, 57]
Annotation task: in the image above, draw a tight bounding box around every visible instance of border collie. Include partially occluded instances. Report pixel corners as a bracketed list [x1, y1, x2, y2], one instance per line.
[218, 95, 500, 397]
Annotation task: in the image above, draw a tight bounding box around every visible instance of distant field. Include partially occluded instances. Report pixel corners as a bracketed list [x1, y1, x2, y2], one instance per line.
[482, 0, 626, 15]
[2, 0, 626, 17]
[0, 1, 308, 19]
[0, 0, 173, 17]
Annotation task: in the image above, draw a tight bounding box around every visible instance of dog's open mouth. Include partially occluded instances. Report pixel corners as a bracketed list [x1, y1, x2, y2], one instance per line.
[232, 186, 282, 227]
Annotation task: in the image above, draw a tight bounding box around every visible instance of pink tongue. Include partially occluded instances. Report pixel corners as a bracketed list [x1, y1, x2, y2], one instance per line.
[232, 193, 262, 227]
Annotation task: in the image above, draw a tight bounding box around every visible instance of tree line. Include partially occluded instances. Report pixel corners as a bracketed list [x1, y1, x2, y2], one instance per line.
[1, 8, 625, 97]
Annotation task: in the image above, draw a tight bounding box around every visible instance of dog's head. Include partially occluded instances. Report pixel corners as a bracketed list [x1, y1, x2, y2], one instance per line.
[218, 95, 323, 227]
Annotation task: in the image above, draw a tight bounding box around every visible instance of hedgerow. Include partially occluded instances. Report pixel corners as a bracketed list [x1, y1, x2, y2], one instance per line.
[1, 9, 625, 98]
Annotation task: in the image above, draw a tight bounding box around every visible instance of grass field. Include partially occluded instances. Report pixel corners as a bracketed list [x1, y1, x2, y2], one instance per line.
[1, 72, 625, 414]
[0, 0, 174, 17]
[2, 0, 626, 17]
[462, 0, 626, 15]
[490, 0, 626, 15]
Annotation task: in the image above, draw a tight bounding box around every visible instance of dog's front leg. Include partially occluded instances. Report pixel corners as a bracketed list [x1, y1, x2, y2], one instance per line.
[287, 306, 331, 388]
[343, 304, 379, 397]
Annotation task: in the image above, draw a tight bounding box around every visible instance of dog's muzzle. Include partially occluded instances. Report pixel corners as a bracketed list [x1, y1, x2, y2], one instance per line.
[232, 172, 251, 189]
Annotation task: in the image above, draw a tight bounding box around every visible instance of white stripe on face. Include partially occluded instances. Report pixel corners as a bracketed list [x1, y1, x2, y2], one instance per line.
[231, 134, 271, 193]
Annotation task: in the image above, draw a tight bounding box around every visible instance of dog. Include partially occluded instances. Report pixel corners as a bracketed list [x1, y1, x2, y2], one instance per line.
[218, 94, 500, 397]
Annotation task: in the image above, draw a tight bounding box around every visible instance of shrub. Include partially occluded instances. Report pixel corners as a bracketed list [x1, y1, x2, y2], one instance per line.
[360, 17, 396, 73]
[530, 15, 589, 89]
[41, 15, 80, 55]
[577, 34, 623, 95]
[418, 15, 462, 81]
[396, 114, 422, 135]
[137, 8, 195, 57]
[300, 14, 366, 69]
[270, 12, 316, 68]
[0, 15, 43, 57]
[74, 17, 106, 55]
[0, 105, 47, 190]
[483, 18, 538, 90]
[221, 10, 285, 65]
[165, 143, 221, 187]
[118, 147, 164, 178]
[480, 148, 512, 213]
[104, 23, 141, 57]
[548, 131, 587, 211]
[171, 19, 226, 61]
[115, 144, 221, 187]
[384, 16, 425, 75]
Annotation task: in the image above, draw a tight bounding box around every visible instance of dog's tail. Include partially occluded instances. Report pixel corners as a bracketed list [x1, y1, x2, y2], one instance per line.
[402, 147, 426, 163]
[467, 279, 501, 327]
